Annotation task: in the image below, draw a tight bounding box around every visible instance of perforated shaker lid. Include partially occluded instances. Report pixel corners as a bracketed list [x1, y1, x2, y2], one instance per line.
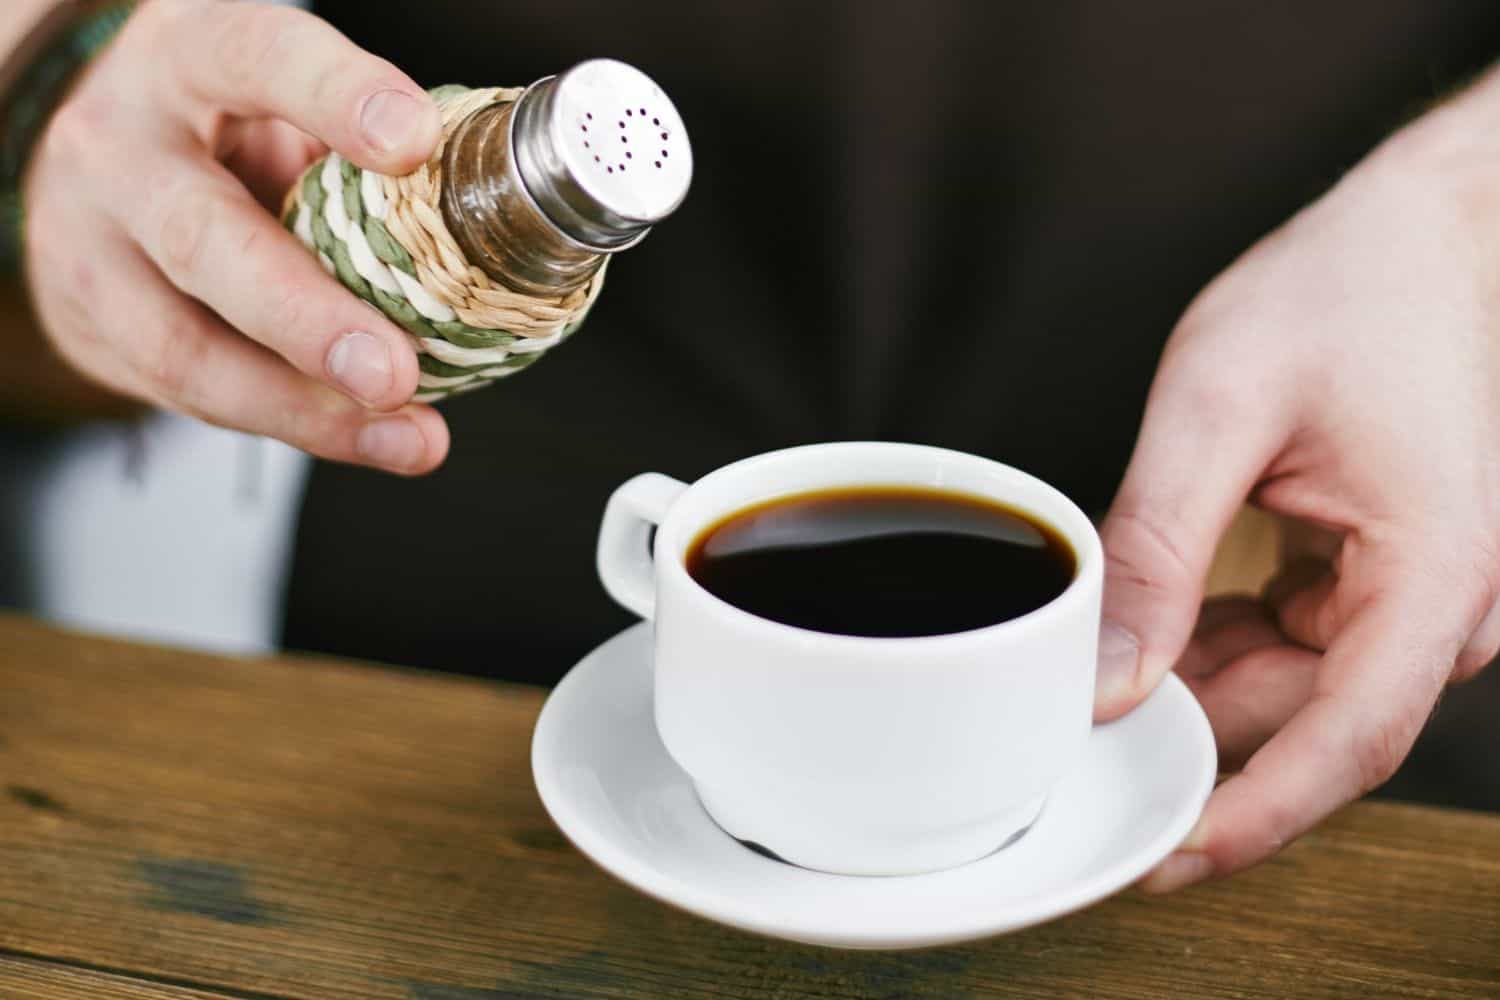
[511, 59, 693, 251]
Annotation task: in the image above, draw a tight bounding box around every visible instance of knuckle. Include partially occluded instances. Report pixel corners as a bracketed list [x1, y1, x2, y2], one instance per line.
[276, 392, 343, 457]
[307, 50, 362, 115]
[1104, 548, 1167, 601]
[276, 404, 312, 449]
[1104, 510, 1195, 594]
[157, 190, 219, 282]
[214, 5, 294, 94]
[1406, 540, 1500, 657]
[1201, 786, 1292, 876]
[1164, 364, 1252, 432]
[257, 269, 326, 359]
[1350, 716, 1412, 793]
[143, 311, 207, 408]
[260, 277, 304, 332]
[1238, 803, 1292, 868]
[1154, 325, 1263, 430]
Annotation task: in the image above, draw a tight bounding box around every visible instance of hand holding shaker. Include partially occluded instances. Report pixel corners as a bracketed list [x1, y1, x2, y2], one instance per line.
[282, 60, 692, 402]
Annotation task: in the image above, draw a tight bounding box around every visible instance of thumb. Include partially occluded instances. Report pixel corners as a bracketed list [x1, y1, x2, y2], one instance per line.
[159, 4, 442, 175]
[1096, 374, 1281, 720]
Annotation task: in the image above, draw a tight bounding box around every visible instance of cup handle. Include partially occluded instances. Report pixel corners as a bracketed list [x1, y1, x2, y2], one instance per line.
[597, 472, 688, 619]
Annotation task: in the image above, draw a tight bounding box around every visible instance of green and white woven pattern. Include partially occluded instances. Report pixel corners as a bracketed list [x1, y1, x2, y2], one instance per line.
[282, 85, 607, 403]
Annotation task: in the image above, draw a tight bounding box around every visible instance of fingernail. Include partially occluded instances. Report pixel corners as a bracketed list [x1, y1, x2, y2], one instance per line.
[356, 418, 426, 471]
[360, 90, 425, 154]
[327, 332, 393, 406]
[1096, 620, 1141, 705]
[1140, 851, 1214, 894]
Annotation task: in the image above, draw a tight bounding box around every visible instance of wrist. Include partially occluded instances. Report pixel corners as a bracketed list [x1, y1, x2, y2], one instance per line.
[0, 1, 135, 272]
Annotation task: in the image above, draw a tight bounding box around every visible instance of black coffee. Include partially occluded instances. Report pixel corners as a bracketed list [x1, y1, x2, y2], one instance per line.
[685, 486, 1075, 638]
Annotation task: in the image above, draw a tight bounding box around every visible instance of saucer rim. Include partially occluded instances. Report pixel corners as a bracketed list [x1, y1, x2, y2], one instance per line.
[532, 623, 1217, 950]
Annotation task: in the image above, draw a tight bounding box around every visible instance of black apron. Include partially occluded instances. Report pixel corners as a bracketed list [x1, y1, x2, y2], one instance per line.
[285, 2, 1500, 700]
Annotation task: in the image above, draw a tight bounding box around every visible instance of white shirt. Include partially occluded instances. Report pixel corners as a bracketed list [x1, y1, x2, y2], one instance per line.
[2, 0, 312, 655]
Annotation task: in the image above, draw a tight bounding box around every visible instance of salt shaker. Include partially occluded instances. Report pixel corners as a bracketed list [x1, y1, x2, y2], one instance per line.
[283, 59, 692, 402]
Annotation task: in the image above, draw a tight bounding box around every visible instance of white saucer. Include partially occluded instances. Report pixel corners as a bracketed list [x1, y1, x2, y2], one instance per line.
[532, 624, 1216, 950]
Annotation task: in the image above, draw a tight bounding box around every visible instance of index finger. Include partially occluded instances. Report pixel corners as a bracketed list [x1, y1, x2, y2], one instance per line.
[149, 1, 440, 173]
[119, 145, 421, 411]
[1143, 570, 1475, 890]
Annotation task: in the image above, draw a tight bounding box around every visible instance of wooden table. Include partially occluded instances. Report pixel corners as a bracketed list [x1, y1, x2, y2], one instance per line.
[2, 614, 1497, 1000]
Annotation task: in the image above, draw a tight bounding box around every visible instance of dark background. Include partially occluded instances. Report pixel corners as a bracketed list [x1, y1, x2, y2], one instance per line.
[288, 1, 1500, 685]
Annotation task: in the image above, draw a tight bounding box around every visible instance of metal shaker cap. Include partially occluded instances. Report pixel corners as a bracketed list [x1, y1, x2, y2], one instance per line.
[510, 59, 693, 251]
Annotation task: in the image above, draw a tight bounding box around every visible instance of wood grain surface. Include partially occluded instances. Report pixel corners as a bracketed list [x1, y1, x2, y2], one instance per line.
[1, 613, 1497, 1000]
[1205, 506, 1281, 597]
[0, 956, 231, 1000]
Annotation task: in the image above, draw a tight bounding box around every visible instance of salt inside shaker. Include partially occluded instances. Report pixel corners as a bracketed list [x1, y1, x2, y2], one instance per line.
[443, 58, 693, 296]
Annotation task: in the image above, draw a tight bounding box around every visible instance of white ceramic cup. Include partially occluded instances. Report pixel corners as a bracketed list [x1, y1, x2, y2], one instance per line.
[596, 442, 1103, 876]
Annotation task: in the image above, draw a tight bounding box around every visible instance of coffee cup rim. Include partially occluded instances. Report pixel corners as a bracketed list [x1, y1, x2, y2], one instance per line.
[653, 441, 1103, 650]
